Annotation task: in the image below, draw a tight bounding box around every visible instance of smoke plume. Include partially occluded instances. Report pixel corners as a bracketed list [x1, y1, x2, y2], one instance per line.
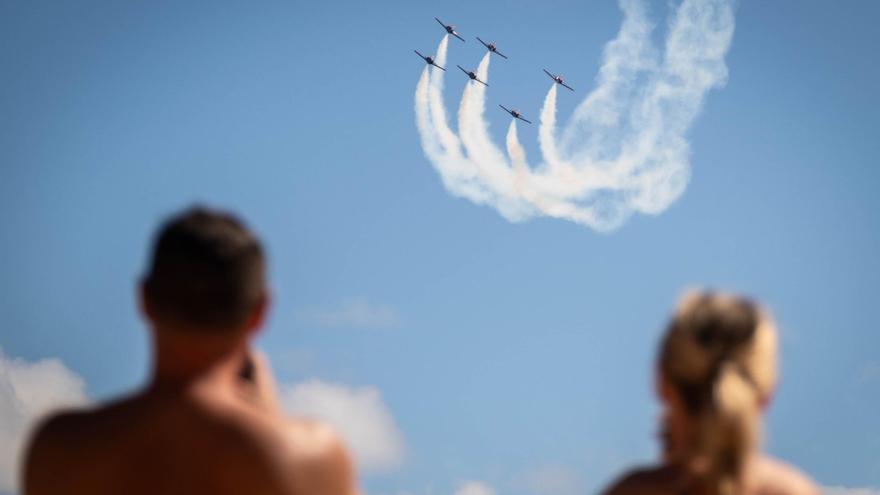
[414, 0, 735, 231]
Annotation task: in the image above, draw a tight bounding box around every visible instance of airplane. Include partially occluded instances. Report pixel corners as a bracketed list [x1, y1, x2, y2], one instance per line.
[414, 50, 446, 71]
[457, 65, 488, 86]
[543, 69, 574, 91]
[476, 37, 508, 59]
[435, 18, 466, 42]
[499, 105, 531, 124]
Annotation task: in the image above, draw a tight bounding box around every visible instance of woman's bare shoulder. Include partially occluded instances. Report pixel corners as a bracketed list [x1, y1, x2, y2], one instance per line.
[603, 457, 818, 495]
[751, 456, 819, 495]
[601, 465, 681, 495]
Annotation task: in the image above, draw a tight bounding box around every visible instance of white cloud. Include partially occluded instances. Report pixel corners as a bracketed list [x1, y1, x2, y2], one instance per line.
[454, 481, 495, 495]
[516, 464, 585, 495]
[0, 348, 89, 493]
[280, 379, 405, 473]
[295, 298, 399, 329]
[823, 488, 880, 495]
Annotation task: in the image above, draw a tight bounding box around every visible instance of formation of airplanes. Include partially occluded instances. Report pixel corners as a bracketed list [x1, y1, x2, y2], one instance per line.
[416, 17, 578, 125]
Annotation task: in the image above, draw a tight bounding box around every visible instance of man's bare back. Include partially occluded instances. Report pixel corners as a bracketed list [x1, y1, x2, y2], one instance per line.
[23, 208, 357, 495]
[24, 362, 355, 495]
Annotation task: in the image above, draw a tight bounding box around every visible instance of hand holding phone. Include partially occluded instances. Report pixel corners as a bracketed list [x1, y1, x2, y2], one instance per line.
[237, 349, 280, 411]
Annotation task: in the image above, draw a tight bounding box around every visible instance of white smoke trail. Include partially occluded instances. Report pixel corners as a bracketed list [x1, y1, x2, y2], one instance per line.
[538, 84, 564, 172]
[413, 0, 734, 231]
[505, 120, 527, 172]
[415, 68, 442, 159]
[428, 36, 462, 159]
[560, 0, 657, 158]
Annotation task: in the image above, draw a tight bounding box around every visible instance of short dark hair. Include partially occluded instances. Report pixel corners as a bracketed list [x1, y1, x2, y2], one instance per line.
[143, 206, 266, 330]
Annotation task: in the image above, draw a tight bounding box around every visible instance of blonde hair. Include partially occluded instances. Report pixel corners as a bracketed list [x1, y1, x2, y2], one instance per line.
[659, 291, 778, 495]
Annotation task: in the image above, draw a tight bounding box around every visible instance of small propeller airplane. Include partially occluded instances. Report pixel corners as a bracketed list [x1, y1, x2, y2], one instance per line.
[457, 65, 488, 86]
[435, 18, 465, 42]
[499, 105, 531, 124]
[543, 69, 574, 91]
[476, 37, 508, 59]
[414, 50, 446, 71]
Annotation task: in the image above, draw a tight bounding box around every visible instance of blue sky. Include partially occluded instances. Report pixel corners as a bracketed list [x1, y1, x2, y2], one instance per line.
[1, 1, 878, 494]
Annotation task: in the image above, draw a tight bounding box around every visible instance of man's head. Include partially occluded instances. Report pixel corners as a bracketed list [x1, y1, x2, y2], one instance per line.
[141, 206, 267, 335]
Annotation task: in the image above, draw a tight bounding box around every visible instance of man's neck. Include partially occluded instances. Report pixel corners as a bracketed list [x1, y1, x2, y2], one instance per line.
[149, 326, 248, 391]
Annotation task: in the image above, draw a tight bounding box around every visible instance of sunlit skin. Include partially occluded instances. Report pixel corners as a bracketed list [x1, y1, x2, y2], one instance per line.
[23, 286, 357, 495]
[601, 372, 817, 495]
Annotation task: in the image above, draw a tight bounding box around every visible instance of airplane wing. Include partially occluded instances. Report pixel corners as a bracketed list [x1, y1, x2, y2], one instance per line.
[477, 37, 489, 48]
[457, 65, 468, 75]
[518, 116, 532, 124]
[452, 32, 466, 42]
[561, 82, 575, 91]
[543, 69, 554, 79]
[414, 50, 425, 59]
[434, 64, 446, 71]
[495, 50, 508, 59]
[475, 77, 489, 86]
[435, 17, 446, 27]
[499, 104, 511, 114]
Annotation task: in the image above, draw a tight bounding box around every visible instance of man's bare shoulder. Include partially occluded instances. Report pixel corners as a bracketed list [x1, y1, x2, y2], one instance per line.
[23, 403, 119, 493]
[25, 397, 131, 461]
[178, 394, 356, 495]
[275, 417, 356, 494]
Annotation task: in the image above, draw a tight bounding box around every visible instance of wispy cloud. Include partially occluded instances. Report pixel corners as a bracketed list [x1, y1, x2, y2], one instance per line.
[415, 0, 735, 231]
[295, 298, 400, 329]
[453, 481, 496, 495]
[0, 348, 89, 493]
[280, 379, 405, 474]
[822, 487, 880, 495]
[514, 464, 586, 495]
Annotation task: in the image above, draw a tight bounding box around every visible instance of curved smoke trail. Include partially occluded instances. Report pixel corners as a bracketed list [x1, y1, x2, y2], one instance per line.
[414, 0, 735, 231]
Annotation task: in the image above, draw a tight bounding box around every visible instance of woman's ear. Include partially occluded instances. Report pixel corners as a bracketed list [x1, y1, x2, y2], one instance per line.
[655, 369, 673, 404]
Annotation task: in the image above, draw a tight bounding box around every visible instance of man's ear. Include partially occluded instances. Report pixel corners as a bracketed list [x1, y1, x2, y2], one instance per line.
[138, 279, 154, 323]
[245, 291, 270, 336]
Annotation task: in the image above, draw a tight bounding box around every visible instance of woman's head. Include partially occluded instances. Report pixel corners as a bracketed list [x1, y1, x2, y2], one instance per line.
[657, 291, 778, 495]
